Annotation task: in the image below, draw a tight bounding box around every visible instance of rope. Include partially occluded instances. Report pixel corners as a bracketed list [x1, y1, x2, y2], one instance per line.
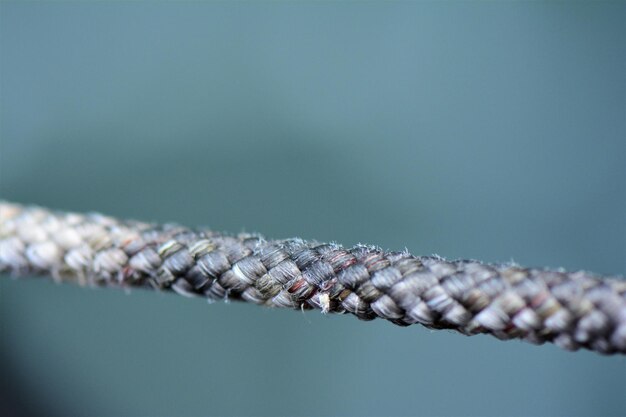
[1, 201, 624, 355]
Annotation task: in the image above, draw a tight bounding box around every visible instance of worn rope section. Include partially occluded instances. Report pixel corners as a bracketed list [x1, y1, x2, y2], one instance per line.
[0, 201, 625, 354]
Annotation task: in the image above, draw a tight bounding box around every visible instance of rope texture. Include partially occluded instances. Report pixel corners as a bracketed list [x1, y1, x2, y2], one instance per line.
[1, 201, 625, 354]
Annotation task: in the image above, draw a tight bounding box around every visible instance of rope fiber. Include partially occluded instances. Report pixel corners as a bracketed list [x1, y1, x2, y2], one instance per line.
[1, 201, 624, 354]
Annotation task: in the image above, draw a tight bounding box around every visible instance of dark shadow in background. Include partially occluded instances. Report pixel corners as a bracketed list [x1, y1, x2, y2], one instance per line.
[1, 1, 625, 416]
[0, 350, 61, 417]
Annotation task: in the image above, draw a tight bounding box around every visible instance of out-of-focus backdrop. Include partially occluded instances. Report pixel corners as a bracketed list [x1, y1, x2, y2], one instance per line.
[1, 2, 625, 416]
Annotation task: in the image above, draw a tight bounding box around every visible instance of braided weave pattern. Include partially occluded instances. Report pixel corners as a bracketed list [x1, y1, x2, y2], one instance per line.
[1, 201, 625, 354]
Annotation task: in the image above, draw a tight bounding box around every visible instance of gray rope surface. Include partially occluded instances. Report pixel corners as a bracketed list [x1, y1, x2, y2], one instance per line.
[1, 201, 625, 355]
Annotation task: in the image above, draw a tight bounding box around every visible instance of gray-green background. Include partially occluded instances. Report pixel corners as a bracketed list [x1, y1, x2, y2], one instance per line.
[1, 2, 625, 416]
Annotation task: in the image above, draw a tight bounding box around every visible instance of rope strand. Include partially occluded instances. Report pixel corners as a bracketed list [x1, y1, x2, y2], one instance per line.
[1, 201, 624, 354]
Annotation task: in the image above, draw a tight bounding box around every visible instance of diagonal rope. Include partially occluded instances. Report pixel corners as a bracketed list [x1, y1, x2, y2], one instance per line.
[0, 201, 624, 354]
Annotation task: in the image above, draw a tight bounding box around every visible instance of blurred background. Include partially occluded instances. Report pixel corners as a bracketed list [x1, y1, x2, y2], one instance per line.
[1, 1, 625, 416]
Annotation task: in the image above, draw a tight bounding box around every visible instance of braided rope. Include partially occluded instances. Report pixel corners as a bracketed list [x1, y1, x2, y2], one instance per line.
[1, 201, 625, 355]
